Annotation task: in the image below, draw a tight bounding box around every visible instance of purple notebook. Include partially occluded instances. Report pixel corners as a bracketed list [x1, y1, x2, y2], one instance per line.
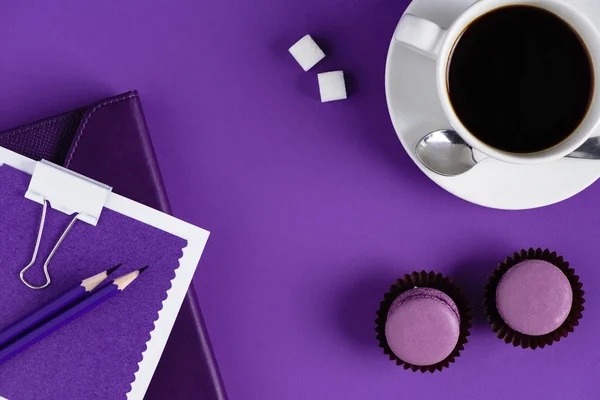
[0, 91, 227, 400]
[0, 164, 188, 399]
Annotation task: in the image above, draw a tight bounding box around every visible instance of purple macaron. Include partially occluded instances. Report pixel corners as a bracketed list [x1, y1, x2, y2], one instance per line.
[385, 287, 461, 366]
[496, 259, 573, 336]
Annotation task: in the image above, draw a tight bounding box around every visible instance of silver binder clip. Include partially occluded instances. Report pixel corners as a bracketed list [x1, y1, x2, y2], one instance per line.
[20, 160, 112, 289]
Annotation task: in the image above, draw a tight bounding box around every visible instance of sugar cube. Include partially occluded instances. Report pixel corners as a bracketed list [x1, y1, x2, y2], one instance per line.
[288, 35, 325, 71]
[317, 71, 347, 102]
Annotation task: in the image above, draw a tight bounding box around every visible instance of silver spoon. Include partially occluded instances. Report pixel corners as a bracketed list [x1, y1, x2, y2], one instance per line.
[416, 130, 600, 177]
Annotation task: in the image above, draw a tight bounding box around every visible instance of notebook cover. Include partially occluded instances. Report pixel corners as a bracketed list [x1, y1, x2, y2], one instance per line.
[0, 91, 227, 400]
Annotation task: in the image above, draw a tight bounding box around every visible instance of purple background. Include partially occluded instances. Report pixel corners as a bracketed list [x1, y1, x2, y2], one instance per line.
[1, 1, 600, 399]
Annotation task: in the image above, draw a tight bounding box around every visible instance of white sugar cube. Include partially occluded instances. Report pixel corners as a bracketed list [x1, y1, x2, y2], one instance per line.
[288, 35, 325, 71]
[317, 71, 347, 102]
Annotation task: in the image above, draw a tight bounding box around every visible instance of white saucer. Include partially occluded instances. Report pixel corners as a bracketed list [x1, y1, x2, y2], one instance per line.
[385, 0, 600, 210]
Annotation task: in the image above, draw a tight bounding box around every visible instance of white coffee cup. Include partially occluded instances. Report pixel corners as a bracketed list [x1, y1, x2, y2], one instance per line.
[394, 0, 600, 164]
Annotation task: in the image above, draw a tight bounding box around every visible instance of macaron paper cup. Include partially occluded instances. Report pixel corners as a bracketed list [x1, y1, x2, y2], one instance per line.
[375, 271, 472, 372]
[483, 248, 585, 349]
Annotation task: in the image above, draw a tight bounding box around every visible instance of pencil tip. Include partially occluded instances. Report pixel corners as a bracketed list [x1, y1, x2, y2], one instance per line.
[139, 266, 149, 274]
[107, 264, 123, 276]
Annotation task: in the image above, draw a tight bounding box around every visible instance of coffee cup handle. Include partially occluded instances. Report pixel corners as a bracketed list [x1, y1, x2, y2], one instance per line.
[394, 14, 447, 60]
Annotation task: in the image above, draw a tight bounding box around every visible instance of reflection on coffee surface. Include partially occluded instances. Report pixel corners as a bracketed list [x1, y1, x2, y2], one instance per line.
[448, 5, 593, 154]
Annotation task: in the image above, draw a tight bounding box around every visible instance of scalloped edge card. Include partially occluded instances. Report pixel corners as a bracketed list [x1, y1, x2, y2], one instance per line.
[0, 146, 209, 400]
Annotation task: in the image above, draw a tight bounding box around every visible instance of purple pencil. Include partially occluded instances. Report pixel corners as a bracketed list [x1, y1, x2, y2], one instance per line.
[0, 266, 146, 365]
[0, 264, 121, 348]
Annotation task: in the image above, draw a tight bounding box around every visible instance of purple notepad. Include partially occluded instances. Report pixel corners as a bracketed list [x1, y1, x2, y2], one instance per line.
[0, 165, 188, 400]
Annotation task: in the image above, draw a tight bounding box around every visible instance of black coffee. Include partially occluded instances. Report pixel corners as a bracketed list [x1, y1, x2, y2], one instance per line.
[448, 6, 593, 154]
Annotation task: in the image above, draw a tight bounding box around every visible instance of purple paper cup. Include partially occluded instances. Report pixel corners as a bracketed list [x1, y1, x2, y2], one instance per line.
[375, 271, 472, 373]
[483, 248, 585, 350]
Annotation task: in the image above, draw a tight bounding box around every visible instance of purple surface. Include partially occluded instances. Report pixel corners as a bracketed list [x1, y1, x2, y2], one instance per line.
[0, 280, 119, 365]
[496, 260, 573, 336]
[0, 285, 85, 347]
[385, 288, 460, 366]
[3, 1, 600, 399]
[0, 165, 187, 400]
